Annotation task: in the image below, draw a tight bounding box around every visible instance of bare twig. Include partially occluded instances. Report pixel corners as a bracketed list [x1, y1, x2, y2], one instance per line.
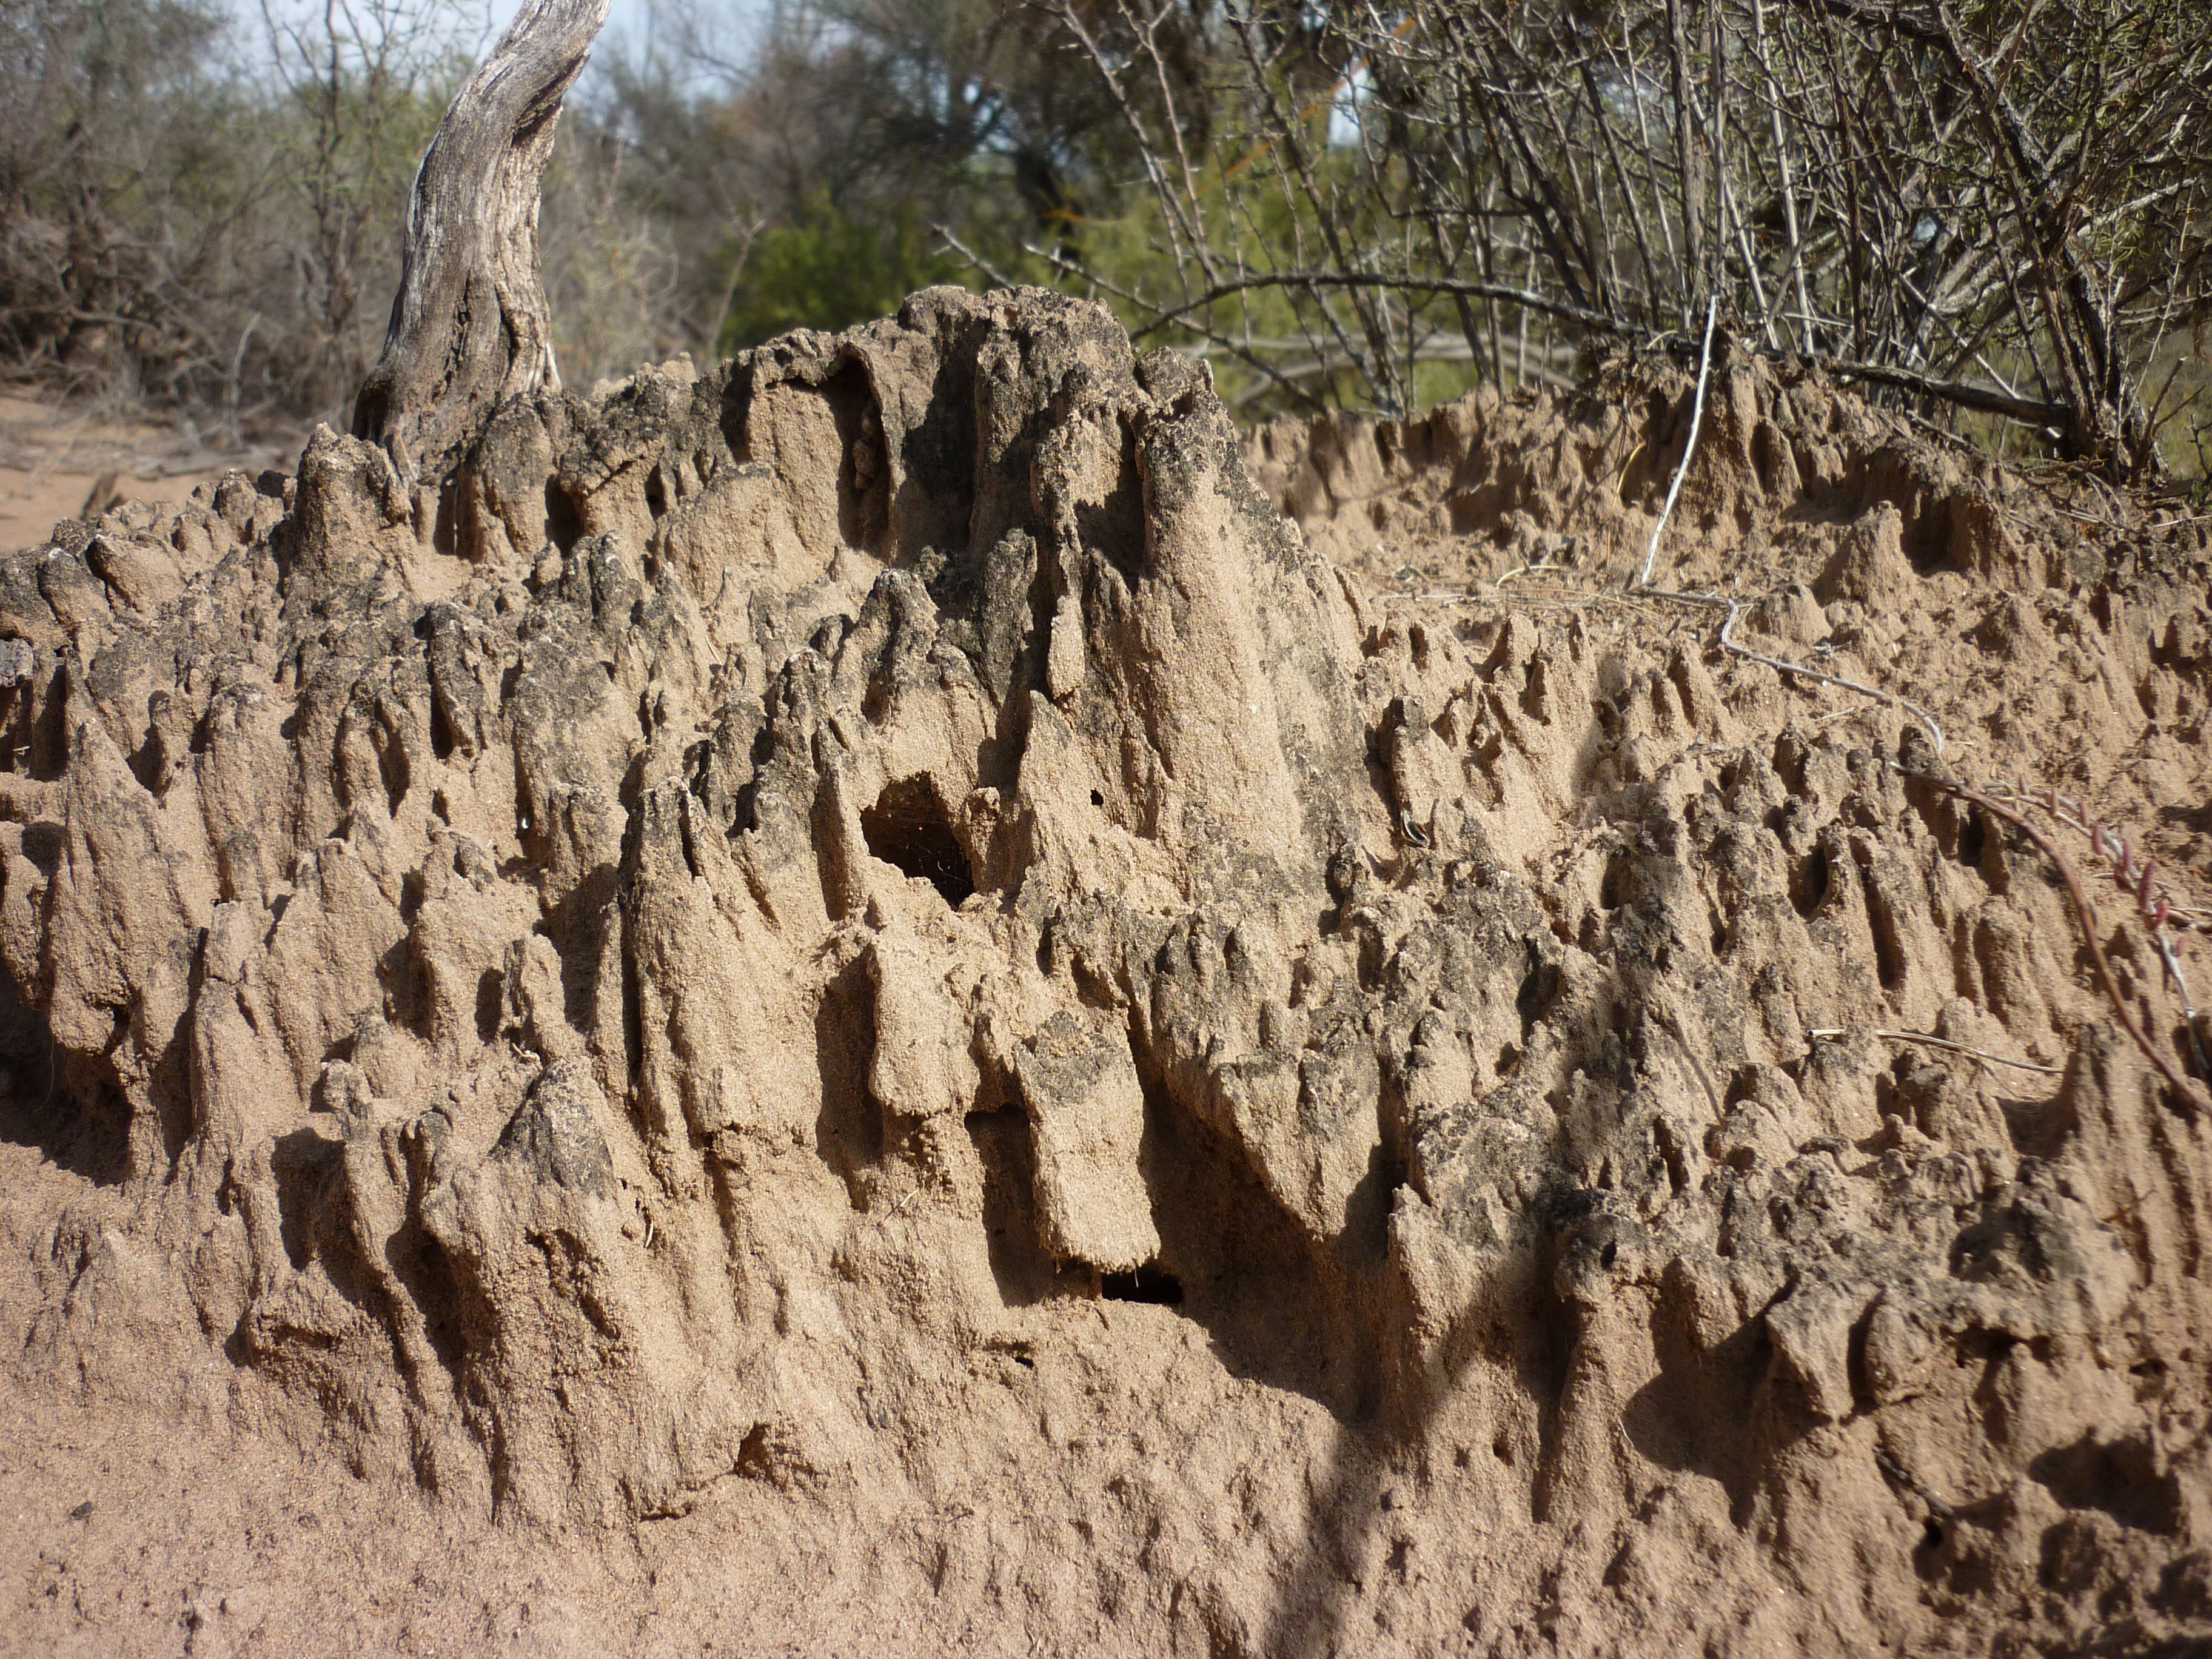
[1898, 773, 2212, 1113]
[1632, 586, 1949, 754]
[1635, 294, 1719, 587]
[1136, 270, 1629, 340]
[1807, 1027, 2064, 1076]
[1717, 598, 1947, 754]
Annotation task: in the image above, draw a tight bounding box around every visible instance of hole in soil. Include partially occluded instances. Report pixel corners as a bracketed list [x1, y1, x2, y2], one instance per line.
[544, 480, 582, 554]
[0, 977, 127, 1187]
[1903, 498, 1953, 574]
[429, 695, 458, 760]
[405, 1228, 469, 1376]
[1863, 880, 1905, 990]
[964, 1108, 1059, 1307]
[1791, 843, 1831, 919]
[475, 970, 504, 1044]
[812, 954, 883, 1204]
[1600, 846, 1632, 909]
[862, 775, 974, 905]
[1102, 1265, 1185, 1305]
[1958, 809, 1988, 874]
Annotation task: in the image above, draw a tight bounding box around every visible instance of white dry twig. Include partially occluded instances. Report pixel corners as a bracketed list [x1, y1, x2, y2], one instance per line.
[1635, 294, 1720, 589]
[1808, 1027, 2063, 1076]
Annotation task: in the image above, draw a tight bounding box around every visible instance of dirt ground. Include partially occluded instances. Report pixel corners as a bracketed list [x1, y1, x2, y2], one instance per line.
[0, 392, 293, 555]
[1, 297, 2209, 1657]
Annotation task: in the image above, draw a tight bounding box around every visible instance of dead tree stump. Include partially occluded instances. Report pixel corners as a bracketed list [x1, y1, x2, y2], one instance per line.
[351, 0, 609, 497]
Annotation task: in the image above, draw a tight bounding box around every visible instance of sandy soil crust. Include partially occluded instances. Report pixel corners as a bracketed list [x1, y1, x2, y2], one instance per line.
[1, 292, 2209, 1657]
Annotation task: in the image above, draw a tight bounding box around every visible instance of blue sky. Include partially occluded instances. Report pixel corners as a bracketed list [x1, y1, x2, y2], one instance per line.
[488, 0, 755, 66]
[241, 0, 752, 82]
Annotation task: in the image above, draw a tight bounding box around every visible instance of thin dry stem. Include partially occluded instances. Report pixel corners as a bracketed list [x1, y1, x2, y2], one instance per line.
[1635, 294, 1720, 588]
[1900, 773, 2212, 1114]
[1807, 1027, 2064, 1076]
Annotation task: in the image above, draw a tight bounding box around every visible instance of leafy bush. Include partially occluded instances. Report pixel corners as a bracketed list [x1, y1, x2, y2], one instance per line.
[718, 190, 963, 354]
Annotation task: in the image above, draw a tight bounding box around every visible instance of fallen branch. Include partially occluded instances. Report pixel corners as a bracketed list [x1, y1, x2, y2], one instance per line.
[1826, 360, 2068, 427]
[1134, 270, 1632, 340]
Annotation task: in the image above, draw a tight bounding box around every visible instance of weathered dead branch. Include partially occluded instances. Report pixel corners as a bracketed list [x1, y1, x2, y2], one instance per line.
[350, 0, 610, 497]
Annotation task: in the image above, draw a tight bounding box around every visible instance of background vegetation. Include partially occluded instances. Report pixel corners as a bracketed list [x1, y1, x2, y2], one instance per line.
[3, 0, 2207, 478]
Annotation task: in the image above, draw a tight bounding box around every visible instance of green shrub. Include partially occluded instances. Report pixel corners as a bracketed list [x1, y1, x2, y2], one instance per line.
[719, 191, 967, 354]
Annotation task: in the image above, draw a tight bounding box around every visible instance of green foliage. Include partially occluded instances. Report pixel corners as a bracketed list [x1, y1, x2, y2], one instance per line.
[718, 191, 967, 354]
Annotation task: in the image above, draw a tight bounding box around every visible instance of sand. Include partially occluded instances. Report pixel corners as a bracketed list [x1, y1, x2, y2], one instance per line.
[1, 293, 2208, 1656]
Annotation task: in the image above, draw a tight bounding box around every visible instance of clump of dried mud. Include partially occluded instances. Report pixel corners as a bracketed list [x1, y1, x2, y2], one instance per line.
[2, 288, 2210, 1657]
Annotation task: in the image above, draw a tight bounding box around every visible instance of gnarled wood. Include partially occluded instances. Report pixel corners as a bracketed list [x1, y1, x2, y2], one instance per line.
[352, 0, 609, 491]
